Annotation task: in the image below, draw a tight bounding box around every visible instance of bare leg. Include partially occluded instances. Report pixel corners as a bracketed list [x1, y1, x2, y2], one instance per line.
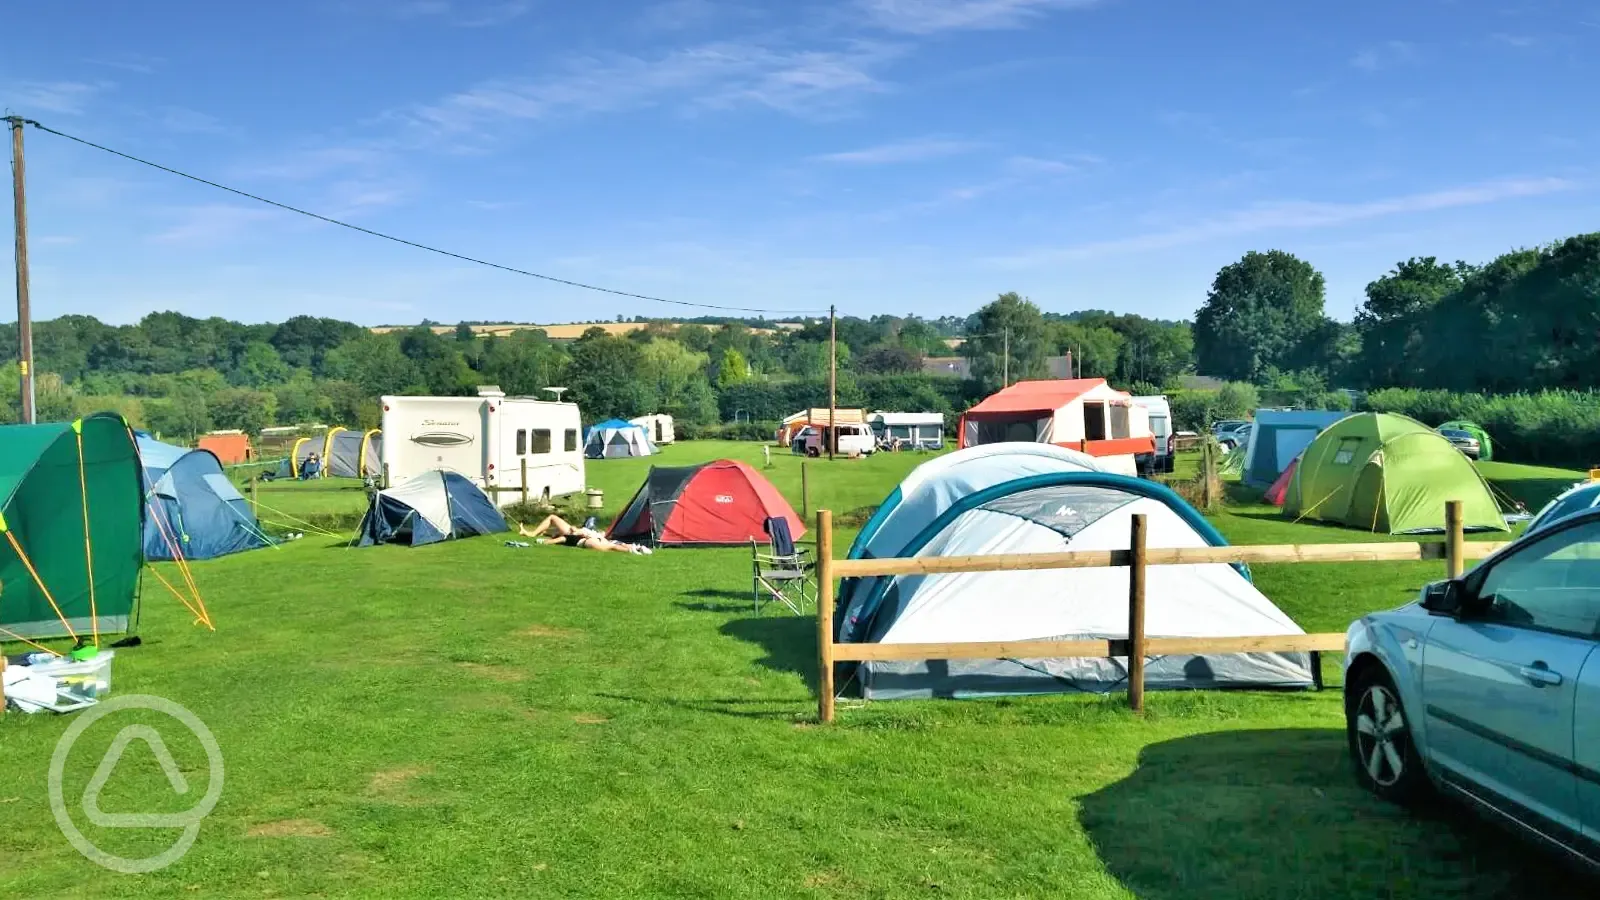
[580, 538, 641, 554]
[519, 515, 572, 539]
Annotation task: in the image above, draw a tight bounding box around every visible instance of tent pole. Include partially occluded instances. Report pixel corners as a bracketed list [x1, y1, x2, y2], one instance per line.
[828, 305, 837, 461]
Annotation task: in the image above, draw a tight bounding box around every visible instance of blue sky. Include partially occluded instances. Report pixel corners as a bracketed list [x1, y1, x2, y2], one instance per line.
[2, 0, 1595, 326]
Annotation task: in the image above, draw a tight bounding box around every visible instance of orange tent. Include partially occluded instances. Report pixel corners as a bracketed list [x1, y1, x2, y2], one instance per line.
[197, 432, 254, 465]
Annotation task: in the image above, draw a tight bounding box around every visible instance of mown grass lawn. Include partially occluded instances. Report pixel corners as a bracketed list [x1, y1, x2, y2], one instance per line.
[1, 443, 1592, 898]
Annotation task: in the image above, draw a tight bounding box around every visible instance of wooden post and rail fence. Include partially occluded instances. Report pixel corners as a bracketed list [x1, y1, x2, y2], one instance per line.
[813, 499, 1505, 724]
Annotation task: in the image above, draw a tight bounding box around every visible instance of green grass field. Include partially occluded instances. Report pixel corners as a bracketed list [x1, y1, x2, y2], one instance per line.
[1, 443, 1592, 898]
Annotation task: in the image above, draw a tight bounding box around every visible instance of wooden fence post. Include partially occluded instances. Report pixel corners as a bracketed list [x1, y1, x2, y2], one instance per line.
[1445, 500, 1464, 579]
[1127, 513, 1148, 713]
[521, 458, 529, 506]
[801, 462, 810, 519]
[816, 509, 835, 724]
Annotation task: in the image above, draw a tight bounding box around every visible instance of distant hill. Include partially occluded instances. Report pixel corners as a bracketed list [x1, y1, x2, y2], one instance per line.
[369, 321, 801, 340]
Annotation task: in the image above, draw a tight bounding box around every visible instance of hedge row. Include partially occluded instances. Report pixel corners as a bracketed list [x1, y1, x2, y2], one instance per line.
[1364, 388, 1600, 467]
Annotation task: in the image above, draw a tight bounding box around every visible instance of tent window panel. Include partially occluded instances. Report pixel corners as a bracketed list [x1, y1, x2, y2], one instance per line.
[1083, 403, 1107, 441]
[531, 429, 552, 454]
[565, 429, 578, 452]
[1333, 437, 1362, 465]
[1110, 404, 1130, 439]
[516, 429, 527, 456]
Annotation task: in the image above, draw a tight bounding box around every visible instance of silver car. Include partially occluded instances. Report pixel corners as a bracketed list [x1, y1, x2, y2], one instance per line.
[1344, 507, 1600, 867]
[1438, 427, 1482, 460]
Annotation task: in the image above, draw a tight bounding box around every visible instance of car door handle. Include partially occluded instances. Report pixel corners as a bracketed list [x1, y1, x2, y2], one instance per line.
[1518, 664, 1564, 687]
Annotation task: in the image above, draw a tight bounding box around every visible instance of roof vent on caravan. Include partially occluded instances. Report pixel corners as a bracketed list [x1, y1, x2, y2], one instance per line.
[543, 387, 569, 402]
[476, 385, 506, 398]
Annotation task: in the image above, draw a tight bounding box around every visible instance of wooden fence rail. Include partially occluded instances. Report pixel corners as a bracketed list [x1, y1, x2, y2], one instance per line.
[814, 500, 1509, 723]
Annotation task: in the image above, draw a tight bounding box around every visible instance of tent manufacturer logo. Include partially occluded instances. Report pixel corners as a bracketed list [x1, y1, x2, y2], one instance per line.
[49, 695, 225, 874]
[413, 431, 474, 447]
[714, 494, 734, 504]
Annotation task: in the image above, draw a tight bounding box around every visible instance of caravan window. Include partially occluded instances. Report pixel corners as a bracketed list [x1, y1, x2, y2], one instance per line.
[1110, 404, 1130, 439]
[516, 429, 527, 456]
[530, 429, 552, 454]
[564, 429, 578, 452]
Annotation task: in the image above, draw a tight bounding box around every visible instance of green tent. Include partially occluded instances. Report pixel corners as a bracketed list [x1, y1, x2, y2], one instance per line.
[1439, 420, 1493, 461]
[0, 413, 143, 640]
[1285, 412, 1507, 534]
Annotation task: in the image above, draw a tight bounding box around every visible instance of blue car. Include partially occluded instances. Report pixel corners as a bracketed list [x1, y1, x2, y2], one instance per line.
[1344, 507, 1600, 868]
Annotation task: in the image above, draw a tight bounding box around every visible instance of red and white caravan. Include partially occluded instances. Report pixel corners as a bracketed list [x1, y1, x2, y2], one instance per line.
[957, 378, 1156, 476]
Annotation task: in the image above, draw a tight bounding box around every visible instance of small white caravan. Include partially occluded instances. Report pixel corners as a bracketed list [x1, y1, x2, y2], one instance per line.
[629, 414, 676, 445]
[380, 386, 584, 506]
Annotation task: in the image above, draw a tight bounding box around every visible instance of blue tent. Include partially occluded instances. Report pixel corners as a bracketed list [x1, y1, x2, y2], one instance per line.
[135, 434, 271, 561]
[583, 418, 657, 459]
[358, 470, 509, 547]
[1240, 410, 1349, 487]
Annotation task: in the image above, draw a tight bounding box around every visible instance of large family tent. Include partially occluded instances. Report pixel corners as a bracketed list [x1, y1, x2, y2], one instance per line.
[1240, 410, 1347, 487]
[197, 431, 254, 465]
[136, 434, 271, 561]
[1284, 412, 1508, 534]
[357, 470, 508, 547]
[608, 459, 804, 546]
[958, 379, 1153, 476]
[584, 419, 657, 459]
[1439, 420, 1494, 461]
[0, 413, 144, 639]
[835, 467, 1315, 699]
[1527, 481, 1600, 535]
[324, 427, 382, 478]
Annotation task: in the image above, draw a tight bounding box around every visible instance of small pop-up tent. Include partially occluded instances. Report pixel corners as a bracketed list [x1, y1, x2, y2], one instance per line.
[836, 463, 1314, 699]
[357, 470, 508, 547]
[608, 459, 804, 546]
[135, 434, 271, 561]
[197, 431, 254, 465]
[1439, 420, 1493, 461]
[584, 419, 657, 459]
[0, 413, 144, 639]
[1241, 410, 1347, 487]
[1284, 412, 1508, 534]
[1263, 456, 1300, 507]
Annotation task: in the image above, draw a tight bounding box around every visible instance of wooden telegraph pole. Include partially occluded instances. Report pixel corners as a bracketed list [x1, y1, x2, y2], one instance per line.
[8, 117, 35, 424]
[827, 304, 836, 460]
[1002, 326, 1010, 387]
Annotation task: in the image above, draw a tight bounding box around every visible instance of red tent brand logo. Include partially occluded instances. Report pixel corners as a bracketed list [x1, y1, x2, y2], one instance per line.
[714, 494, 734, 504]
[413, 431, 473, 447]
[49, 695, 225, 874]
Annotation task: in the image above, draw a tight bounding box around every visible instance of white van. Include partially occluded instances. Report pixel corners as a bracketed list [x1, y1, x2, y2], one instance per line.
[1132, 395, 1174, 475]
[380, 387, 585, 506]
[797, 423, 876, 458]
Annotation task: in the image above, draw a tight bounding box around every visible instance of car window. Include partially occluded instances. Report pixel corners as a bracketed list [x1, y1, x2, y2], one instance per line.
[1474, 520, 1600, 637]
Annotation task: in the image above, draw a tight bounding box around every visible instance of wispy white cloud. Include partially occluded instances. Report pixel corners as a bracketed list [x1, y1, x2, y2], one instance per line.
[35, 235, 80, 247]
[82, 54, 163, 75]
[392, 0, 531, 27]
[857, 0, 1100, 35]
[149, 205, 282, 246]
[1005, 153, 1100, 175]
[812, 136, 984, 164]
[2, 80, 108, 115]
[1490, 32, 1537, 47]
[407, 40, 901, 135]
[236, 146, 388, 180]
[1351, 40, 1418, 71]
[154, 107, 228, 135]
[635, 0, 721, 33]
[990, 176, 1580, 265]
[466, 199, 519, 210]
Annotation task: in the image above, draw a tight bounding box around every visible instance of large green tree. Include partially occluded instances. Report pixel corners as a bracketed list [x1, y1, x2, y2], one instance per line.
[1353, 257, 1471, 388]
[1194, 250, 1327, 382]
[962, 292, 1049, 391]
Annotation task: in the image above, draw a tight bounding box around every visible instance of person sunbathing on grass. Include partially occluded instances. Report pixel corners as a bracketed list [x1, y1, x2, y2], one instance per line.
[518, 515, 653, 555]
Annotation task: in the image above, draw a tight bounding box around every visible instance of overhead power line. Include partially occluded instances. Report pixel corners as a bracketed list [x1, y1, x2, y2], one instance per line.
[18, 117, 826, 316]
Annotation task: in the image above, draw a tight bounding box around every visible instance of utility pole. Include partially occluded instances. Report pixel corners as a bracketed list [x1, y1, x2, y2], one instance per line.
[1001, 326, 1010, 387]
[8, 116, 34, 424]
[827, 304, 836, 460]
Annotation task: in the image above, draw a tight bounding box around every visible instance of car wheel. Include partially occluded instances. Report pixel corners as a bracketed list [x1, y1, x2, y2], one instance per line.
[1347, 666, 1427, 803]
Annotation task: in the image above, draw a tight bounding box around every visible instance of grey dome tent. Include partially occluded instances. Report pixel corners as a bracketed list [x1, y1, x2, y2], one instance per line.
[357, 470, 508, 547]
[583, 419, 657, 459]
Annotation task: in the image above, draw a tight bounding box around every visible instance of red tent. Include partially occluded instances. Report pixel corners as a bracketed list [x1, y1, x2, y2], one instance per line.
[1263, 456, 1299, 507]
[607, 459, 806, 546]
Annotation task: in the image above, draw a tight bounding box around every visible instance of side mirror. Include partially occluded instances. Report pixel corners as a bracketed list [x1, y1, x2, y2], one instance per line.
[1421, 580, 1464, 615]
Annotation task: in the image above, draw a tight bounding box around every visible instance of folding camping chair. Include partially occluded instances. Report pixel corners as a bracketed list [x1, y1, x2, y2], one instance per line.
[750, 517, 814, 614]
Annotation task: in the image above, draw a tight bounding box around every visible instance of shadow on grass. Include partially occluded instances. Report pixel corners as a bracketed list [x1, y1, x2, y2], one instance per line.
[1080, 728, 1592, 900]
[595, 692, 804, 722]
[721, 615, 817, 685]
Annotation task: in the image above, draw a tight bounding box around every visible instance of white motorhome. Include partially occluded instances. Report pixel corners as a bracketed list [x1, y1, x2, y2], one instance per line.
[1131, 395, 1174, 474]
[380, 387, 585, 506]
[629, 413, 675, 445]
